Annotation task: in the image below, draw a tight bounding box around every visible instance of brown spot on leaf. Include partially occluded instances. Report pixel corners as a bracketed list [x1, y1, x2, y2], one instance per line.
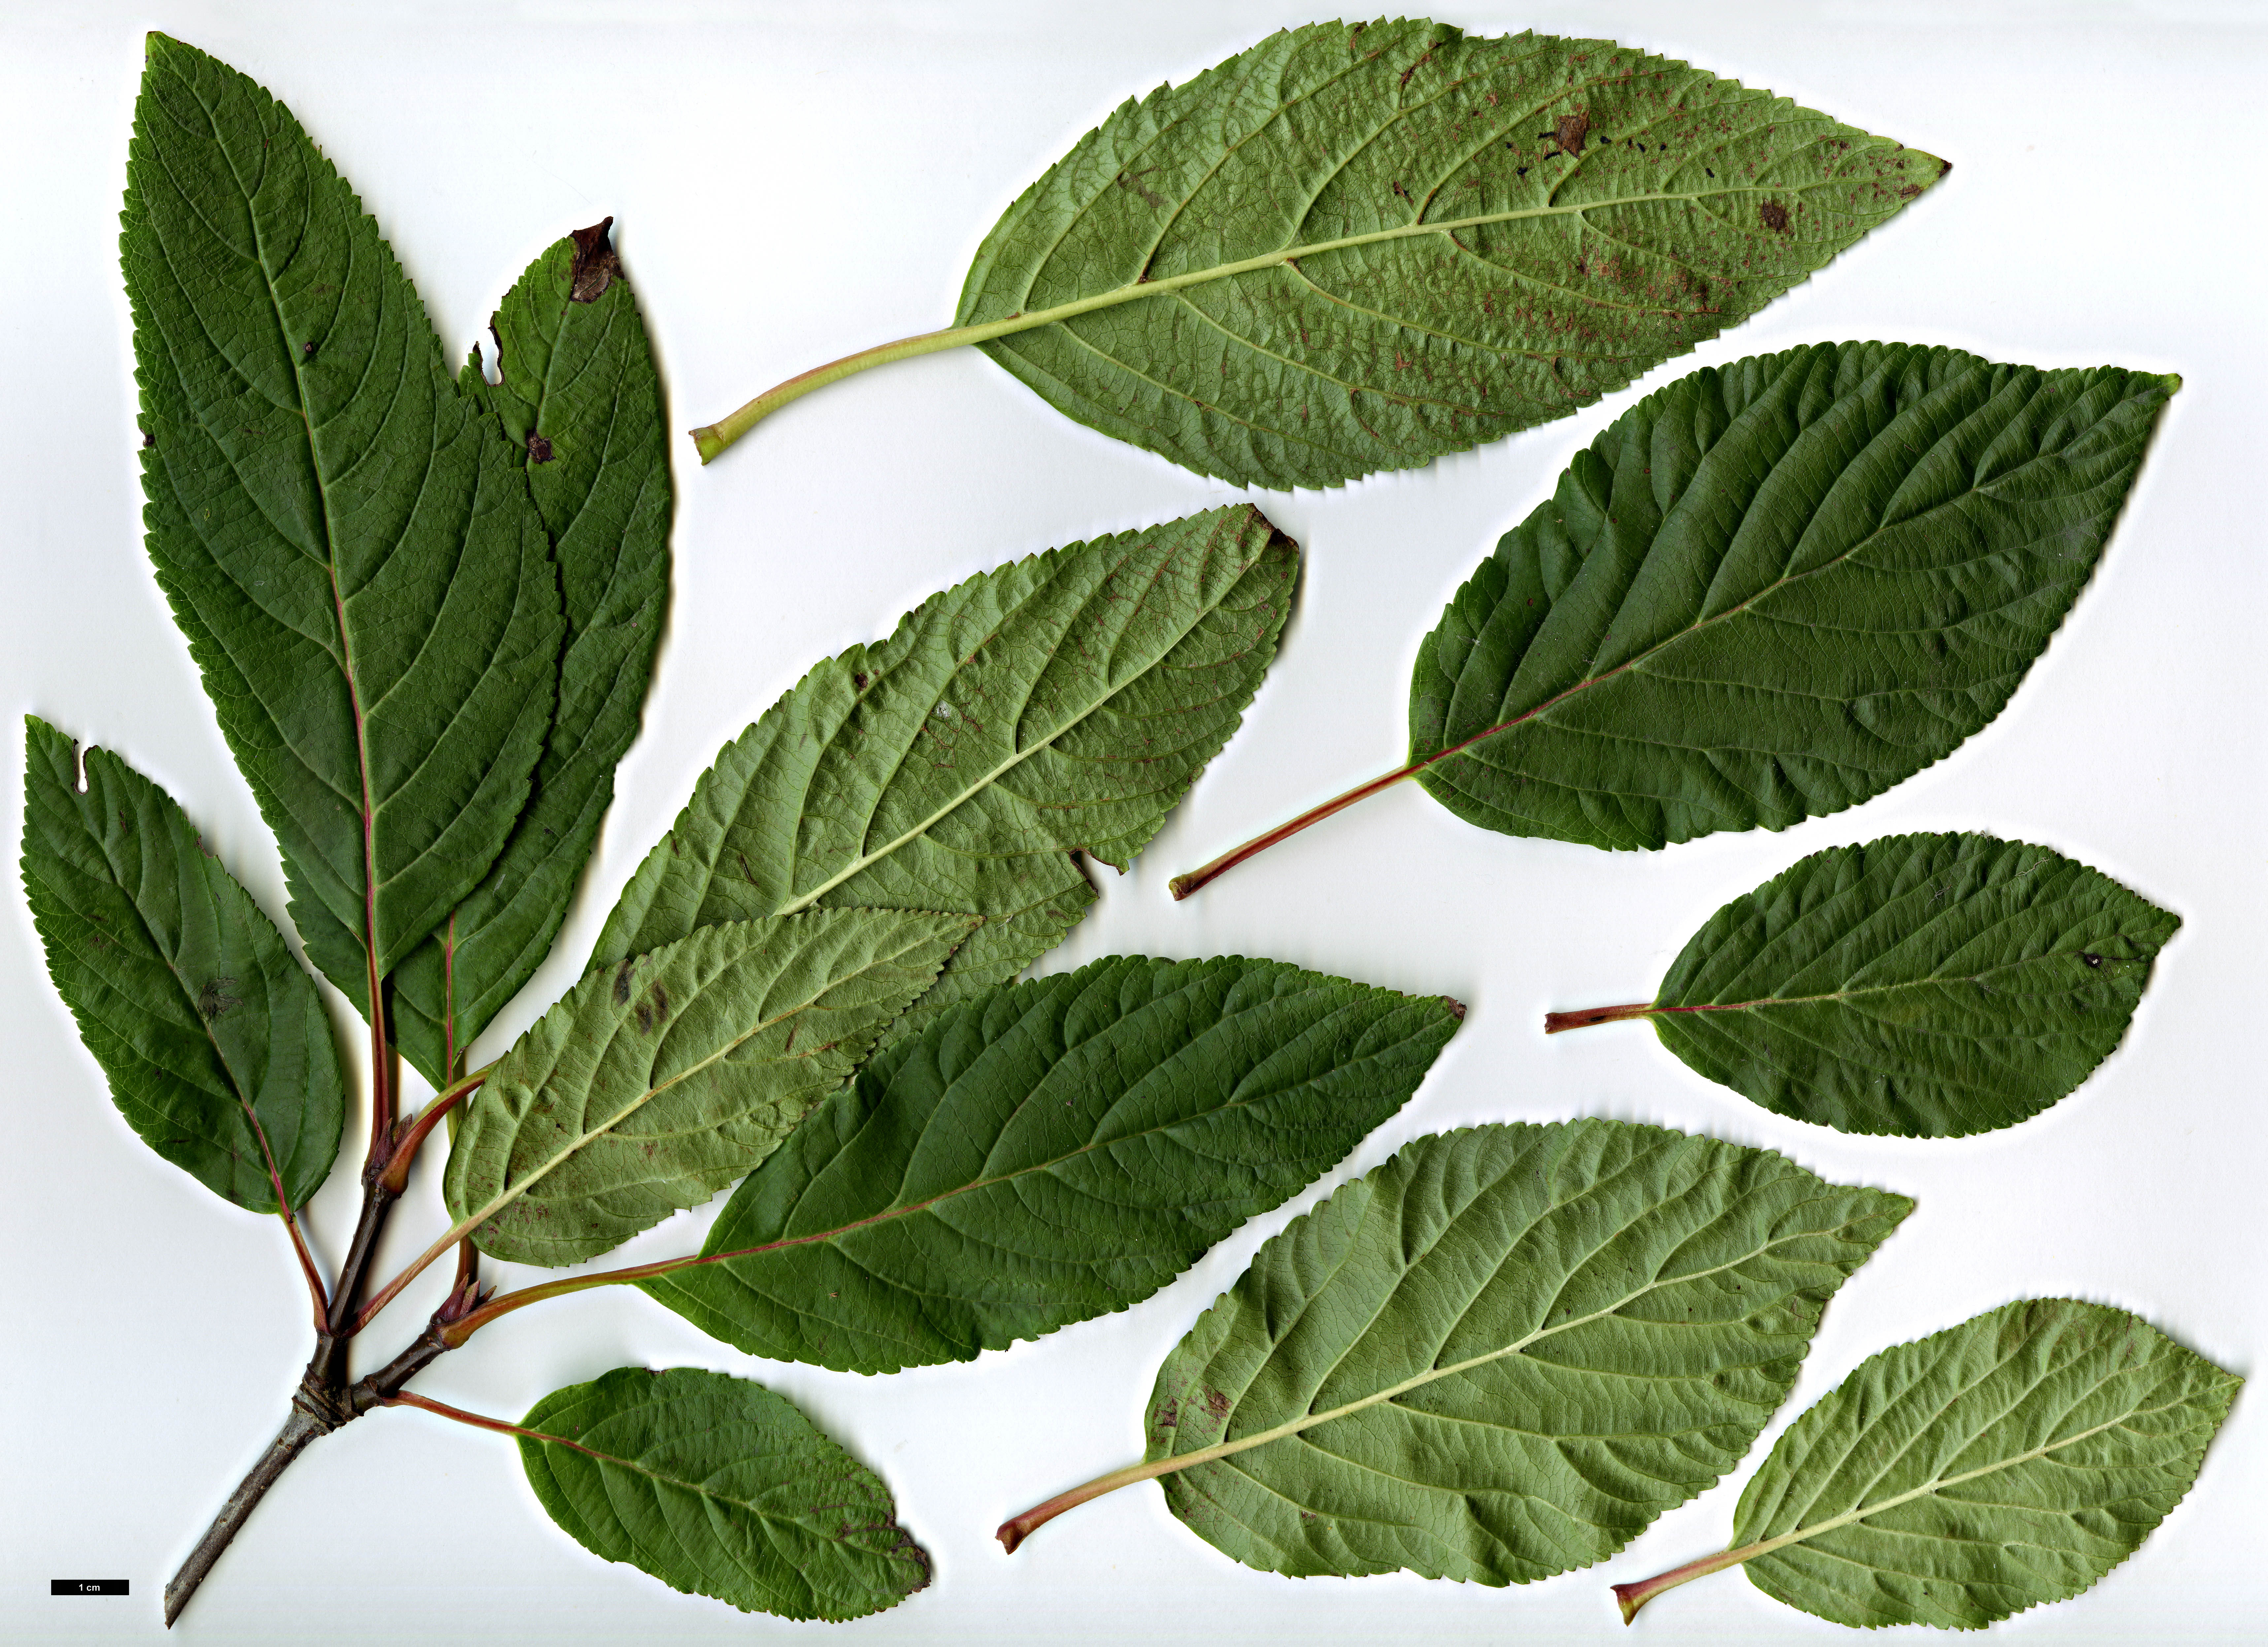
[526, 433, 554, 464]
[1897, 183, 1923, 199]
[197, 976, 241, 1020]
[613, 956, 635, 1005]
[1204, 1388, 1232, 1421]
[1443, 997, 1467, 1021]
[1114, 168, 1166, 210]
[1758, 201, 1790, 232]
[1554, 112, 1589, 156]
[568, 217, 621, 303]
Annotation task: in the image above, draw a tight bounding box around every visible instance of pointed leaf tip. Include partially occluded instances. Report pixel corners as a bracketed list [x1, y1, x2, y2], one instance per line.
[124, 36, 565, 1012]
[593, 506, 1297, 1029]
[948, 24, 1949, 489]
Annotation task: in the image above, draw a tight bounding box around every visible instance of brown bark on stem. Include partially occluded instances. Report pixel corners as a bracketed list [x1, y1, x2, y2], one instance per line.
[162, 1325, 451, 1627]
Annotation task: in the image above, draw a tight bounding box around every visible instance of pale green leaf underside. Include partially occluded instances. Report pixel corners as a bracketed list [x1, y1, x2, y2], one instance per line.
[21, 717, 342, 1211]
[1732, 1300, 2238, 1629]
[645, 954, 1463, 1373]
[958, 19, 1945, 489]
[1650, 832, 2179, 1136]
[1145, 1119, 1909, 1582]
[123, 35, 563, 1003]
[1410, 343, 2175, 849]
[393, 225, 672, 1087]
[520, 1367, 929, 1623]
[445, 908, 972, 1266]
[594, 505, 1295, 1023]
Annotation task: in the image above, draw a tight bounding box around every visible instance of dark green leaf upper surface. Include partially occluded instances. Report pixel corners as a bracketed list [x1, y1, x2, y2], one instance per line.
[21, 717, 342, 1210]
[645, 955, 1463, 1372]
[958, 21, 1945, 489]
[1144, 1119, 1908, 1582]
[122, 35, 563, 1008]
[1647, 833, 2178, 1135]
[520, 1367, 929, 1622]
[595, 506, 1295, 1026]
[445, 909, 973, 1266]
[393, 224, 672, 1087]
[1731, 1300, 2238, 1628]
[1409, 344, 2175, 848]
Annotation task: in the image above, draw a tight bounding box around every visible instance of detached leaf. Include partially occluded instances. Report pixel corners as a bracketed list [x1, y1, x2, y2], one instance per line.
[596, 505, 1295, 1025]
[21, 717, 343, 1210]
[1409, 345, 2173, 847]
[123, 35, 563, 1010]
[1551, 833, 2180, 1136]
[393, 221, 673, 1088]
[1172, 344, 2176, 896]
[1615, 1300, 2240, 1628]
[445, 908, 973, 1266]
[645, 955, 1464, 1372]
[699, 21, 1947, 486]
[1000, 1120, 1909, 1579]
[520, 1367, 929, 1623]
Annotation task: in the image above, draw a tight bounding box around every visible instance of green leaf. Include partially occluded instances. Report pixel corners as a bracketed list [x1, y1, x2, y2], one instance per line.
[643, 954, 1464, 1372]
[519, 1366, 929, 1623]
[392, 221, 672, 1088]
[999, 1119, 1909, 1579]
[1614, 1300, 2241, 1628]
[594, 505, 1295, 1025]
[20, 717, 343, 1211]
[695, 21, 1947, 486]
[1408, 344, 2174, 848]
[1550, 832, 2180, 1136]
[122, 34, 564, 1012]
[1170, 343, 2178, 899]
[445, 908, 974, 1266]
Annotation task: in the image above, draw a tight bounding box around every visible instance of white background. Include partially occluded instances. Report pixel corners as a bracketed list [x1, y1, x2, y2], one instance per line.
[3, 2, 2263, 1642]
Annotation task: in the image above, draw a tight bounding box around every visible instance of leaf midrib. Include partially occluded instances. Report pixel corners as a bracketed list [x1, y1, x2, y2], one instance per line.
[777, 529, 1275, 914]
[460, 926, 948, 1240]
[1163, 1216, 1862, 1480]
[1737, 1397, 2193, 1569]
[199, 75, 384, 972]
[680, 988, 1448, 1288]
[70, 772, 297, 1202]
[1659, 950, 2125, 1020]
[976, 185, 1810, 360]
[1410, 361, 2034, 787]
[481, 985, 823, 1216]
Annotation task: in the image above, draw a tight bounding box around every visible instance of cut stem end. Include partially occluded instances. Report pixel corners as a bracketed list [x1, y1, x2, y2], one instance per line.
[996, 1456, 1185, 1554]
[1609, 1541, 1762, 1624]
[1544, 1001, 1657, 1035]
